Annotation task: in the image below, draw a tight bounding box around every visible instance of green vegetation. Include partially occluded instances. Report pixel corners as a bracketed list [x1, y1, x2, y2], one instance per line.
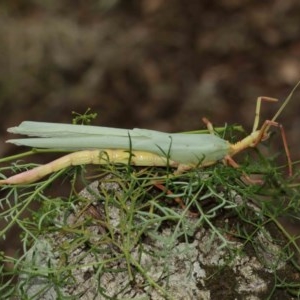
[0, 131, 299, 299]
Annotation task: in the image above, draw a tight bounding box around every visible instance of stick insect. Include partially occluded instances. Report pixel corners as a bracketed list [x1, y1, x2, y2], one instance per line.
[0, 85, 297, 185]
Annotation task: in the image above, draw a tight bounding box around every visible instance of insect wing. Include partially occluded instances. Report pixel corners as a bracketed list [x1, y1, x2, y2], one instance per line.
[6, 123, 230, 165]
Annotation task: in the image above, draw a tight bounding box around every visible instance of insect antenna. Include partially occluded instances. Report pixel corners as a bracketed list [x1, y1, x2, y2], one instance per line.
[266, 81, 300, 133]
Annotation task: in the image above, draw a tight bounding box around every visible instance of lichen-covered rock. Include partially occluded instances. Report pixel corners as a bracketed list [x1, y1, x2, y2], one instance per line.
[16, 178, 296, 299]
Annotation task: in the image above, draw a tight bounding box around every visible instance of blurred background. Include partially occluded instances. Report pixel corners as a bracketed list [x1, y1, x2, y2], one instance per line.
[0, 0, 300, 158]
[1, 0, 300, 285]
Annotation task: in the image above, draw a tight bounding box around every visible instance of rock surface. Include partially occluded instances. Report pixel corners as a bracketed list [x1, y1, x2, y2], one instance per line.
[16, 177, 296, 299]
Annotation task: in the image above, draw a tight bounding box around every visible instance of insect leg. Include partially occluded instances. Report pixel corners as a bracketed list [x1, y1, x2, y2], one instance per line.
[202, 117, 215, 135]
[252, 97, 278, 133]
[253, 120, 292, 176]
[154, 183, 198, 217]
[224, 155, 263, 184]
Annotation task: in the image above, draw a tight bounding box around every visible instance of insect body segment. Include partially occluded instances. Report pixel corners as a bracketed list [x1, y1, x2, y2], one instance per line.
[0, 131, 230, 184]
[6, 124, 230, 165]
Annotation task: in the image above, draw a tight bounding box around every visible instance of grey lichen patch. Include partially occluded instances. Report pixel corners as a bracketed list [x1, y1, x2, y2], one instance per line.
[254, 229, 286, 270]
[195, 228, 230, 266]
[16, 177, 295, 299]
[17, 239, 58, 299]
[234, 256, 268, 294]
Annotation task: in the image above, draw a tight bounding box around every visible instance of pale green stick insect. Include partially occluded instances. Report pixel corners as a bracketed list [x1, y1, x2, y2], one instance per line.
[0, 85, 297, 185]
